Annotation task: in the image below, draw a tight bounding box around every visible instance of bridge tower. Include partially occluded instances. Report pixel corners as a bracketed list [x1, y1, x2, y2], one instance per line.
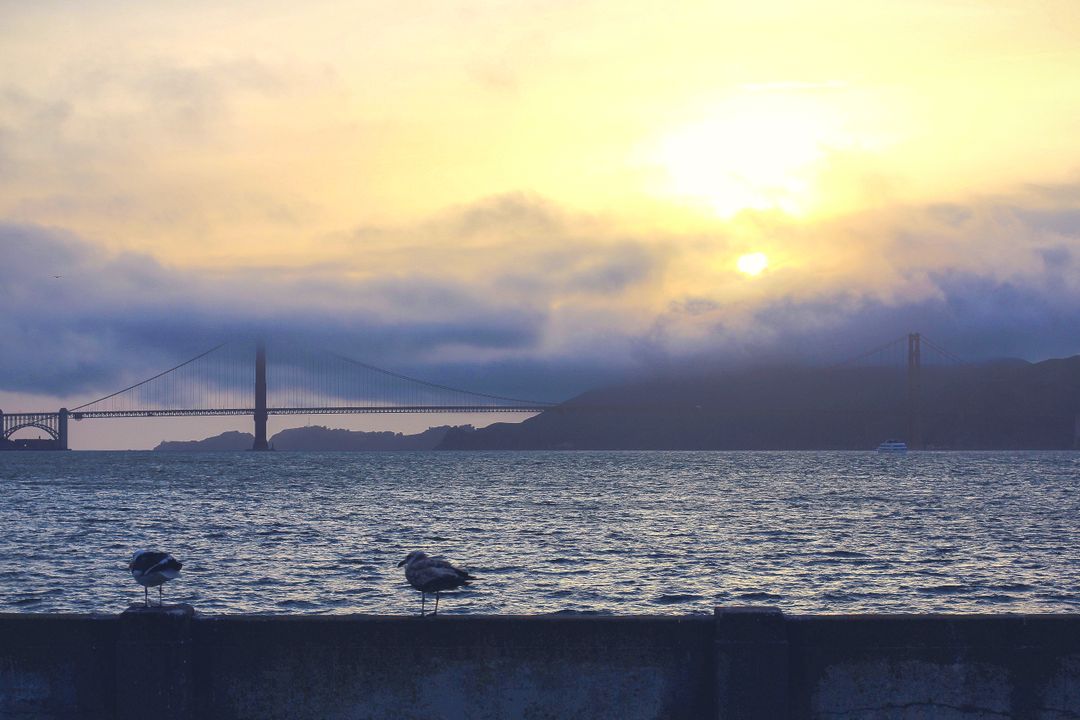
[906, 332, 922, 450]
[253, 340, 269, 451]
[58, 408, 69, 451]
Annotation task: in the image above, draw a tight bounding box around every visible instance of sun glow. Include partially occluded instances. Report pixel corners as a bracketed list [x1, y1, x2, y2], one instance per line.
[654, 94, 843, 218]
[736, 252, 769, 276]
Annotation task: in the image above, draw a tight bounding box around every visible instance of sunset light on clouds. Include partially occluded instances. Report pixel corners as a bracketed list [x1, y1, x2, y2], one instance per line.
[2, 0, 1080, 445]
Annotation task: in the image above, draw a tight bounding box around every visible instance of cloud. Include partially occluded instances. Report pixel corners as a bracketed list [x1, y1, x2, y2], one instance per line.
[0, 221, 549, 401]
[744, 274, 1080, 366]
[1, 181, 1080, 406]
[0, 57, 341, 262]
[132, 59, 290, 139]
[621, 182, 1080, 366]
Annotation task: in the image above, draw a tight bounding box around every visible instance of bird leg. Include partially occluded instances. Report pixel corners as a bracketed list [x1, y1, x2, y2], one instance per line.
[420, 592, 426, 617]
[144, 586, 149, 607]
[158, 585, 163, 607]
[434, 591, 440, 616]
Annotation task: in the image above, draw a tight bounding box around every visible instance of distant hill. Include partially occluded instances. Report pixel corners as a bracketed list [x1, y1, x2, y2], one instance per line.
[438, 357, 1080, 451]
[154, 425, 472, 451]
[154, 430, 254, 452]
[270, 424, 466, 451]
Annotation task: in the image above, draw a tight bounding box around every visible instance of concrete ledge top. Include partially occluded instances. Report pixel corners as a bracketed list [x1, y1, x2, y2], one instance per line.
[0, 612, 120, 622]
[785, 612, 1080, 621]
[194, 612, 717, 624]
[2, 608, 1079, 623]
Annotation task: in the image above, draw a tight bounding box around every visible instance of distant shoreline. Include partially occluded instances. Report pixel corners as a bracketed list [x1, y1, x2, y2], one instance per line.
[151, 424, 472, 452]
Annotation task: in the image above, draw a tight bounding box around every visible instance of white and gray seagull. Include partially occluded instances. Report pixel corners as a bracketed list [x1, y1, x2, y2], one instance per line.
[128, 550, 182, 606]
[397, 551, 475, 616]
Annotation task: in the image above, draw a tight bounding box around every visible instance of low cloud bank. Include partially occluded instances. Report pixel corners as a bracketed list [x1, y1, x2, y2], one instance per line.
[2, 182, 1079, 403]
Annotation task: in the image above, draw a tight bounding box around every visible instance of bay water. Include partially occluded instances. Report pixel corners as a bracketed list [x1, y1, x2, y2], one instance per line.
[1, 450, 1078, 615]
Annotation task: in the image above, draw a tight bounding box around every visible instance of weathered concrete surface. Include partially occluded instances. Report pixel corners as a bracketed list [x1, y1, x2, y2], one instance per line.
[788, 615, 1080, 719]
[716, 607, 789, 719]
[191, 614, 715, 720]
[0, 614, 116, 720]
[117, 605, 195, 720]
[2, 609, 1080, 719]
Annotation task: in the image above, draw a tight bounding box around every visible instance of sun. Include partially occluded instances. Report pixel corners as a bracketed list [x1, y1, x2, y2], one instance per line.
[736, 252, 768, 276]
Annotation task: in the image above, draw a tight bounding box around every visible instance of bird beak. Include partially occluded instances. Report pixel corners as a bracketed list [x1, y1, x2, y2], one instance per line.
[397, 559, 406, 567]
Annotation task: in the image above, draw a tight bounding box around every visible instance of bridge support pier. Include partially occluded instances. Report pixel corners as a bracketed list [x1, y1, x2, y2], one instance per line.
[252, 341, 269, 451]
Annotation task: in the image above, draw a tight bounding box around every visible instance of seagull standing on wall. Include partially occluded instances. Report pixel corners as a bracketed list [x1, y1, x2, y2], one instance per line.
[398, 551, 475, 616]
[128, 550, 182, 606]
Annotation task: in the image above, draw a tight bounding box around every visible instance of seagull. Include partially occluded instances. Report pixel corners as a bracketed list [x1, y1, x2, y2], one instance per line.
[128, 550, 182, 607]
[397, 550, 475, 616]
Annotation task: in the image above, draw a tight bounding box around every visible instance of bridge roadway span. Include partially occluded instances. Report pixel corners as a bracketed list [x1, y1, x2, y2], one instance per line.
[69, 405, 551, 418]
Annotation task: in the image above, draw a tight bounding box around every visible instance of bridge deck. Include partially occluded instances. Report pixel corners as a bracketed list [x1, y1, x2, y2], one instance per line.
[69, 406, 550, 420]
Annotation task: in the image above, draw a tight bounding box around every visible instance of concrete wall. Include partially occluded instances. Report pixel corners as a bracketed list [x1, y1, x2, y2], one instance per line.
[787, 614, 1080, 719]
[193, 614, 714, 720]
[0, 614, 116, 719]
[1, 607, 1079, 719]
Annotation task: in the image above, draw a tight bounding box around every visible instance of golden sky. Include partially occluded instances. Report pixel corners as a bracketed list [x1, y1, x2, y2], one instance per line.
[2, 0, 1080, 447]
[4, 0, 1079, 256]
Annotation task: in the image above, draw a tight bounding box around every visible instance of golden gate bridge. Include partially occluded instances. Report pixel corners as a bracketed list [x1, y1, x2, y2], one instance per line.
[0, 339, 557, 451]
[829, 332, 962, 450]
[1, 332, 959, 451]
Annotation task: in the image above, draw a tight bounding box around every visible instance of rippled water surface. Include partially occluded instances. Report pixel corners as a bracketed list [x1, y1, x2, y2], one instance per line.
[1, 451, 1079, 615]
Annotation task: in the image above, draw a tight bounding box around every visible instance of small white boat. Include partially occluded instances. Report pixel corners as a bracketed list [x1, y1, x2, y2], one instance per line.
[877, 439, 908, 453]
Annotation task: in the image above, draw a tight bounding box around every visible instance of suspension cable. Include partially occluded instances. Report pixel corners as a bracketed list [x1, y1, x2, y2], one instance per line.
[324, 350, 556, 406]
[70, 342, 232, 411]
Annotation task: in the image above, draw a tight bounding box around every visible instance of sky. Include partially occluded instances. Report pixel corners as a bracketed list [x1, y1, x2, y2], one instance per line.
[1, 0, 1079, 448]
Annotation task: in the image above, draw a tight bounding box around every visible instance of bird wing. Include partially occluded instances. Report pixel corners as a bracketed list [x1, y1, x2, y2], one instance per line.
[131, 551, 168, 574]
[405, 555, 472, 587]
[422, 556, 457, 570]
[142, 554, 182, 576]
[411, 564, 472, 593]
[420, 557, 472, 575]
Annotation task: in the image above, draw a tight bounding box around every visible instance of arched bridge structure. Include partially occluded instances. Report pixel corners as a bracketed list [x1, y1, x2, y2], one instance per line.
[0, 410, 68, 450]
[4, 339, 556, 451]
